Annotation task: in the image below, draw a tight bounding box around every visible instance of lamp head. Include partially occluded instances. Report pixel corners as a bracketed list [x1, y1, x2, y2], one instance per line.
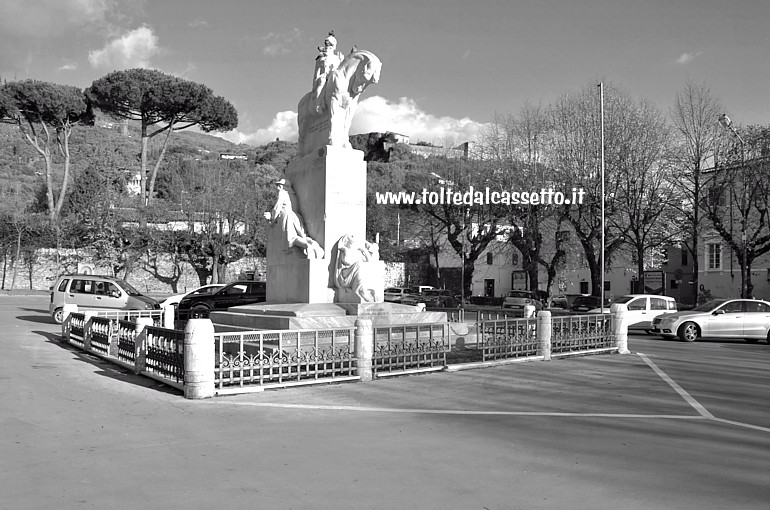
[718, 114, 732, 129]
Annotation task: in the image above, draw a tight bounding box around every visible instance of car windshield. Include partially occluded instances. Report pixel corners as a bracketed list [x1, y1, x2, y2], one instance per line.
[507, 291, 530, 298]
[692, 299, 728, 312]
[613, 296, 634, 304]
[423, 290, 445, 296]
[117, 280, 141, 296]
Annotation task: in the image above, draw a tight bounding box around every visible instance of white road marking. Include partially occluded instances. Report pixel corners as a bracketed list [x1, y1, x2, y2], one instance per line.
[637, 352, 714, 419]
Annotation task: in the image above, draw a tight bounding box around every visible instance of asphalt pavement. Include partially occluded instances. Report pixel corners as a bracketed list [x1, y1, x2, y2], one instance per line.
[1, 296, 769, 510]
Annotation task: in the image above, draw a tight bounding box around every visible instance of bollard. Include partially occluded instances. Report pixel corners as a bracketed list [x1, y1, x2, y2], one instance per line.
[610, 303, 630, 354]
[537, 310, 552, 361]
[162, 305, 175, 329]
[183, 318, 215, 399]
[354, 318, 374, 382]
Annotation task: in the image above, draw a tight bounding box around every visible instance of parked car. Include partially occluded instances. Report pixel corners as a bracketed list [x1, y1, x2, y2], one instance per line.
[384, 287, 417, 303]
[177, 280, 266, 320]
[416, 289, 458, 308]
[650, 298, 770, 343]
[158, 284, 226, 310]
[49, 274, 159, 324]
[550, 295, 569, 309]
[401, 286, 437, 306]
[588, 294, 677, 332]
[570, 295, 611, 313]
[502, 290, 543, 310]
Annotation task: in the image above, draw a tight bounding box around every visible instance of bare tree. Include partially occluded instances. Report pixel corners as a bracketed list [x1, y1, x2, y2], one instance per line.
[610, 98, 679, 290]
[669, 81, 723, 302]
[548, 82, 627, 296]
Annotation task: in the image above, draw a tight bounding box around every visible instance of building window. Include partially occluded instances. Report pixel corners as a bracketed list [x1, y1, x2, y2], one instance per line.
[707, 243, 721, 270]
[486, 253, 493, 265]
[681, 249, 688, 266]
[512, 253, 518, 266]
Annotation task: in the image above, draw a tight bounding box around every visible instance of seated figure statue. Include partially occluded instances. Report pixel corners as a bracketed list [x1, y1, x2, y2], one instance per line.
[333, 234, 380, 303]
[297, 42, 382, 158]
[265, 178, 324, 259]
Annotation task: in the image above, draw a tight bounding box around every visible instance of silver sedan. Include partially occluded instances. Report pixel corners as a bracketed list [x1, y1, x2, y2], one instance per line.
[651, 298, 770, 343]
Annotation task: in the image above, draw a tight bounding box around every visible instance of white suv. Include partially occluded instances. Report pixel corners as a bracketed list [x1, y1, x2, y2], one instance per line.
[589, 294, 677, 332]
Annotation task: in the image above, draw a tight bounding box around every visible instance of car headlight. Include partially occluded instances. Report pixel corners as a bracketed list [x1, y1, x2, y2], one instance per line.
[658, 317, 675, 324]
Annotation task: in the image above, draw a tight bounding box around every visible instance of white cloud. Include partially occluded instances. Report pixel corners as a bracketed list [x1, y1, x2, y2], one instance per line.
[676, 52, 702, 65]
[215, 96, 486, 149]
[88, 25, 160, 70]
[58, 63, 77, 71]
[0, 0, 108, 36]
[352, 96, 485, 146]
[217, 110, 299, 146]
[261, 28, 302, 57]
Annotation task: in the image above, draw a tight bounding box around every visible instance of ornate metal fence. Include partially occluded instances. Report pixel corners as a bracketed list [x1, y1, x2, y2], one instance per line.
[62, 312, 184, 390]
[145, 326, 185, 383]
[372, 323, 449, 375]
[477, 317, 539, 361]
[551, 314, 613, 353]
[214, 328, 358, 393]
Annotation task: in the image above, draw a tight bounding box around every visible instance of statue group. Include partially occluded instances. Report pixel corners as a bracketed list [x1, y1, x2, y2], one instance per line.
[267, 32, 383, 304]
[297, 31, 382, 158]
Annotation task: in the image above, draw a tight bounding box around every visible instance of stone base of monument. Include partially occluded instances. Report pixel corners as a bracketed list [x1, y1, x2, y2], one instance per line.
[210, 302, 447, 332]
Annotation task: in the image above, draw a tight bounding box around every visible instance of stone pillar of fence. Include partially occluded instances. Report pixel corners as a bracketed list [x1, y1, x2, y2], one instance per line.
[163, 305, 175, 330]
[63, 304, 78, 324]
[354, 318, 374, 382]
[610, 302, 630, 354]
[133, 318, 153, 375]
[183, 318, 215, 399]
[61, 312, 72, 343]
[83, 311, 95, 351]
[537, 310, 552, 361]
[524, 304, 536, 319]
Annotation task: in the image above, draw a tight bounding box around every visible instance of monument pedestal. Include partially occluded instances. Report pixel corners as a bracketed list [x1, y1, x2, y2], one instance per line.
[211, 302, 447, 332]
[266, 146, 367, 304]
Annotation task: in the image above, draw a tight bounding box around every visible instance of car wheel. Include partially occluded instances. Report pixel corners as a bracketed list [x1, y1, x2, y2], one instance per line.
[678, 322, 699, 342]
[53, 308, 64, 324]
[190, 304, 212, 318]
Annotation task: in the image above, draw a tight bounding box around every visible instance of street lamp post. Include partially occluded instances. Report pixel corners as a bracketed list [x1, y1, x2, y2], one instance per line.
[718, 114, 748, 298]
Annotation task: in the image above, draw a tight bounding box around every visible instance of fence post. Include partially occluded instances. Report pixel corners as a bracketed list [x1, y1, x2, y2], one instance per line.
[610, 303, 630, 354]
[163, 305, 175, 330]
[524, 304, 536, 319]
[537, 310, 552, 361]
[354, 319, 374, 382]
[108, 320, 119, 357]
[133, 318, 153, 375]
[183, 318, 215, 399]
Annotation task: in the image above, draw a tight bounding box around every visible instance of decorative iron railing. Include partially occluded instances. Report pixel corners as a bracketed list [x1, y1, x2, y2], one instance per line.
[372, 323, 449, 374]
[551, 314, 613, 353]
[145, 326, 185, 383]
[116, 319, 138, 364]
[477, 317, 538, 361]
[214, 328, 357, 391]
[62, 312, 184, 390]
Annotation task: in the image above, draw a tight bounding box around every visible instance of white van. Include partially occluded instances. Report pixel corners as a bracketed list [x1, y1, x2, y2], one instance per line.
[589, 294, 677, 332]
[49, 274, 160, 323]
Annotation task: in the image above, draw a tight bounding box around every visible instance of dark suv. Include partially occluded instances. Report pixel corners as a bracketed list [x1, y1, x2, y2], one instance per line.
[177, 280, 266, 320]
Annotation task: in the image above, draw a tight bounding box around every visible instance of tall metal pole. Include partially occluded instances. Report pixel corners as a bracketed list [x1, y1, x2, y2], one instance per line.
[718, 114, 748, 298]
[599, 83, 606, 307]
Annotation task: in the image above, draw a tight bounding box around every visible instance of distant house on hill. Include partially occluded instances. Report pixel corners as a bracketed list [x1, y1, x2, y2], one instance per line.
[219, 153, 248, 160]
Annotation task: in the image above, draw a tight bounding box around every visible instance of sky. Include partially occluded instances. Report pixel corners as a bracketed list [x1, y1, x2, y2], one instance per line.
[1, 0, 768, 148]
